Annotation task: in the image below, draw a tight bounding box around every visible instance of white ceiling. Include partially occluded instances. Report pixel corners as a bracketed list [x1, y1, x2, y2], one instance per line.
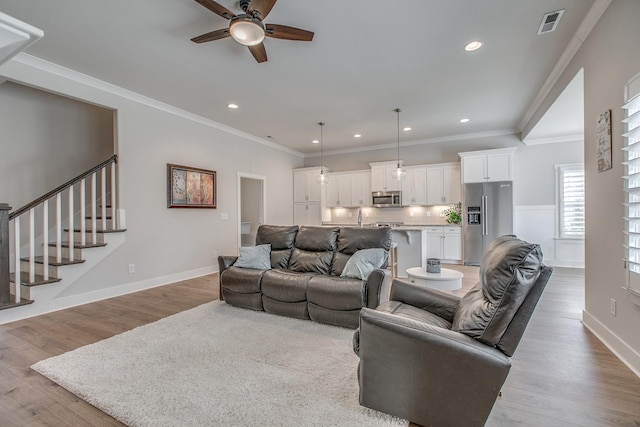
[0, 0, 595, 155]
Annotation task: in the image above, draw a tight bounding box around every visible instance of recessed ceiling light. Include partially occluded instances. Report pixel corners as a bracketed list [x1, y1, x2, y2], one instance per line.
[312, 139, 319, 144]
[354, 134, 362, 138]
[464, 41, 482, 52]
[403, 127, 412, 132]
[227, 103, 239, 109]
[460, 118, 470, 123]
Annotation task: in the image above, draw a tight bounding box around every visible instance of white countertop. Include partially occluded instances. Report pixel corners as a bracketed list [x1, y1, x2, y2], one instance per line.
[322, 223, 461, 230]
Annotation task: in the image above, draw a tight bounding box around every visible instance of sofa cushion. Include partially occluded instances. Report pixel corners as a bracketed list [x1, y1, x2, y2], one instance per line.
[220, 266, 265, 294]
[294, 226, 340, 251]
[256, 225, 298, 269]
[307, 276, 366, 311]
[332, 227, 391, 275]
[261, 269, 316, 303]
[340, 248, 386, 280]
[233, 244, 271, 270]
[451, 235, 543, 346]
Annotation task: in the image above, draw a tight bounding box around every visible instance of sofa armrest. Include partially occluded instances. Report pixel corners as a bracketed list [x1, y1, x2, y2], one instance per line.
[364, 268, 389, 309]
[389, 278, 461, 323]
[357, 307, 511, 426]
[217, 256, 238, 301]
[218, 255, 237, 274]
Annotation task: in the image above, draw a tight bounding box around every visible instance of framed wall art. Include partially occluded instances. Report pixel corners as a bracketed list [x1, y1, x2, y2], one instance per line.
[167, 163, 216, 208]
[596, 109, 612, 172]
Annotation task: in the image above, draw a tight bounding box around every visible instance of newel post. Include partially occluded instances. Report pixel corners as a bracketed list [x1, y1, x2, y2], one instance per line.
[0, 203, 11, 305]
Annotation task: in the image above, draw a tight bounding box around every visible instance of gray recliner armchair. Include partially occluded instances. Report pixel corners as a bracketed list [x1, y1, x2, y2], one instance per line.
[353, 235, 553, 427]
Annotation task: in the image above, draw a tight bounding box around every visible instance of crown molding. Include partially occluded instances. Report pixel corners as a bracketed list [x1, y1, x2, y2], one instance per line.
[523, 133, 583, 146]
[518, 0, 612, 134]
[304, 128, 520, 158]
[6, 53, 304, 158]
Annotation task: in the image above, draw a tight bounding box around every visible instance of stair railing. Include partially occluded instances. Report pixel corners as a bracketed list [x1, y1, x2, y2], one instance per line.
[0, 154, 118, 307]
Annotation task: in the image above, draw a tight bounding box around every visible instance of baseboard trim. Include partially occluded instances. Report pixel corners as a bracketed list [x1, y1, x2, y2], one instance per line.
[49, 266, 217, 312]
[0, 266, 217, 325]
[582, 310, 640, 378]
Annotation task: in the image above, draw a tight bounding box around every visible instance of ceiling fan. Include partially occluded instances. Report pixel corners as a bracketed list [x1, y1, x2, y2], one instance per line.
[191, 0, 314, 63]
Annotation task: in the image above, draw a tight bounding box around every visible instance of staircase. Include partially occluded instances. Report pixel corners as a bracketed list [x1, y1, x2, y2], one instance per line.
[0, 155, 126, 321]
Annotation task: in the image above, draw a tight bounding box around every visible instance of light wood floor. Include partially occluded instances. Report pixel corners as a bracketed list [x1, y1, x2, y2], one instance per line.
[1, 268, 639, 426]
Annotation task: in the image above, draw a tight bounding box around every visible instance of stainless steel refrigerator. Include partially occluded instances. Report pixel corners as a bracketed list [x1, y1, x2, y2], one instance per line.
[463, 181, 513, 266]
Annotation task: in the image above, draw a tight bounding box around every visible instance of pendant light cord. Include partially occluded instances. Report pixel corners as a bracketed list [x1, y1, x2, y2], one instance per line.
[394, 108, 401, 168]
[319, 122, 325, 174]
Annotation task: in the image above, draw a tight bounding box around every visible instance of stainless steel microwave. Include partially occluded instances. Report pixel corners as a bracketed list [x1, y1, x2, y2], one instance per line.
[372, 191, 402, 208]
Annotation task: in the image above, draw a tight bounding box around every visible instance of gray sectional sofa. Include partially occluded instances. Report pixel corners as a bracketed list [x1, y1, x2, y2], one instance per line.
[217, 224, 392, 329]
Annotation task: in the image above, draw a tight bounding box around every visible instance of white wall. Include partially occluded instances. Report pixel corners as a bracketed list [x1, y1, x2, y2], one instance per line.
[0, 54, 302, 304]
[525, 0, 640, 376]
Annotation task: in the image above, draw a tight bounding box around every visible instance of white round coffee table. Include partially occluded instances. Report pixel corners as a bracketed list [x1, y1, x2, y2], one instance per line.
[406, 267, 463, 296]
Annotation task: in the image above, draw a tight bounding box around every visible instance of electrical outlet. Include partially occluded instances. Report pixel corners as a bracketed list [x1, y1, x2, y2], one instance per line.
[128, 264, 135, 274]
[610, 298, 616, 316]
[426, 211, 431, 217]
[221, 213, 229, 220]
[348, 212, 353, 217]
[409, 211, 414, 217]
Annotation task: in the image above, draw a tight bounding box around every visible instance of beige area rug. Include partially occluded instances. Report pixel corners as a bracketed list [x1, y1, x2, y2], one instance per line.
[32, 301, 405, 426]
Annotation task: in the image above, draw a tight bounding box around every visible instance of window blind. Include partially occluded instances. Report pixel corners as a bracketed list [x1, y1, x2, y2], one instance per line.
[559, 166, 585, 238]
[623, 85, 640, 293]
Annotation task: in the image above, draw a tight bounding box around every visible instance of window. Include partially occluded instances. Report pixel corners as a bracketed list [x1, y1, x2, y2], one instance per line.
[556, 164, 585, 238]
[623, 72, 640, 295]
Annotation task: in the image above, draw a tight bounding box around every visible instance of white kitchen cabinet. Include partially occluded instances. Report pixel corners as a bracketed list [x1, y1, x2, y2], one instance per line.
[459, 148, 517, 183]
[426, 163, 461, 205]
[326, 173, 352, 208]
[402, 166, 427, 205]
[370, 161, 402, 192]
[293, 167, 323, 203]
[351, 171, 371, 206]
[425, 226, 462, 262]
[294, 202, 322, 226]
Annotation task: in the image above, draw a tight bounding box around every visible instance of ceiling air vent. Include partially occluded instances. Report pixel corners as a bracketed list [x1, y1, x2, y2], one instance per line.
[537, 9, 565, 35]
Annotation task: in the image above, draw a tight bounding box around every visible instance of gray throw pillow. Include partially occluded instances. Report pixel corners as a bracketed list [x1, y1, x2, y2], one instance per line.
[340, 248, 386, 280]
[234, 244, 272, 270]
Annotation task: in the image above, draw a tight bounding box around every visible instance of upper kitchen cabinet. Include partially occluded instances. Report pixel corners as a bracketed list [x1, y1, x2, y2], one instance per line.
[370, 161, 403, 192]
[402, 166, 427, 206]
[351, 170, 371, 207]
[326, 172, 352, 208]
[294, 167, 324, 203]
[459, 148, 517, 183]
[426, 163, 461, 205]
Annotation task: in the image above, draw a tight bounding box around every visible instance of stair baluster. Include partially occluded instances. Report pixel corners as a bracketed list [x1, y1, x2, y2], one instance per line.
[29, 209, 35, 284]
[111, 162, 117, 230]
[43, 200, 49, 281]
[91, 172, 97, 245]
[101, 168, 107, 233]
[80, 179, 86, 246]
[13, 217, 20, 303]
[68, 186, 74, 262]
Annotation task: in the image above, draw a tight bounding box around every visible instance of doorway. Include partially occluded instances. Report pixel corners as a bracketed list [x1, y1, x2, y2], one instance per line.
[237, 173, 266, 249]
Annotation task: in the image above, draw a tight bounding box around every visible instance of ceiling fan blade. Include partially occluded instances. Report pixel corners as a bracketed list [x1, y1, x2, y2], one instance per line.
[246, 0, 278, 20]
[191, 28, 231, 43]
[265, 24, 314, 41]
[248, 43, 268, 63]
[193, 0, 236, 20]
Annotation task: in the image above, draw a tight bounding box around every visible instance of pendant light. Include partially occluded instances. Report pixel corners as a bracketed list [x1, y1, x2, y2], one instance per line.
[392, 108, 406, 181]
[317, 122, 327, 185]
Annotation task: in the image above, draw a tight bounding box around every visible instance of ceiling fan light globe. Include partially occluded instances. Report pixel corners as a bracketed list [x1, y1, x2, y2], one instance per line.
[230, 18, 265, 46]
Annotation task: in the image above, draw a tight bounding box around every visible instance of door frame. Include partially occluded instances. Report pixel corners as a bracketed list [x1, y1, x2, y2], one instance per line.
[237, 172, 267, 251]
